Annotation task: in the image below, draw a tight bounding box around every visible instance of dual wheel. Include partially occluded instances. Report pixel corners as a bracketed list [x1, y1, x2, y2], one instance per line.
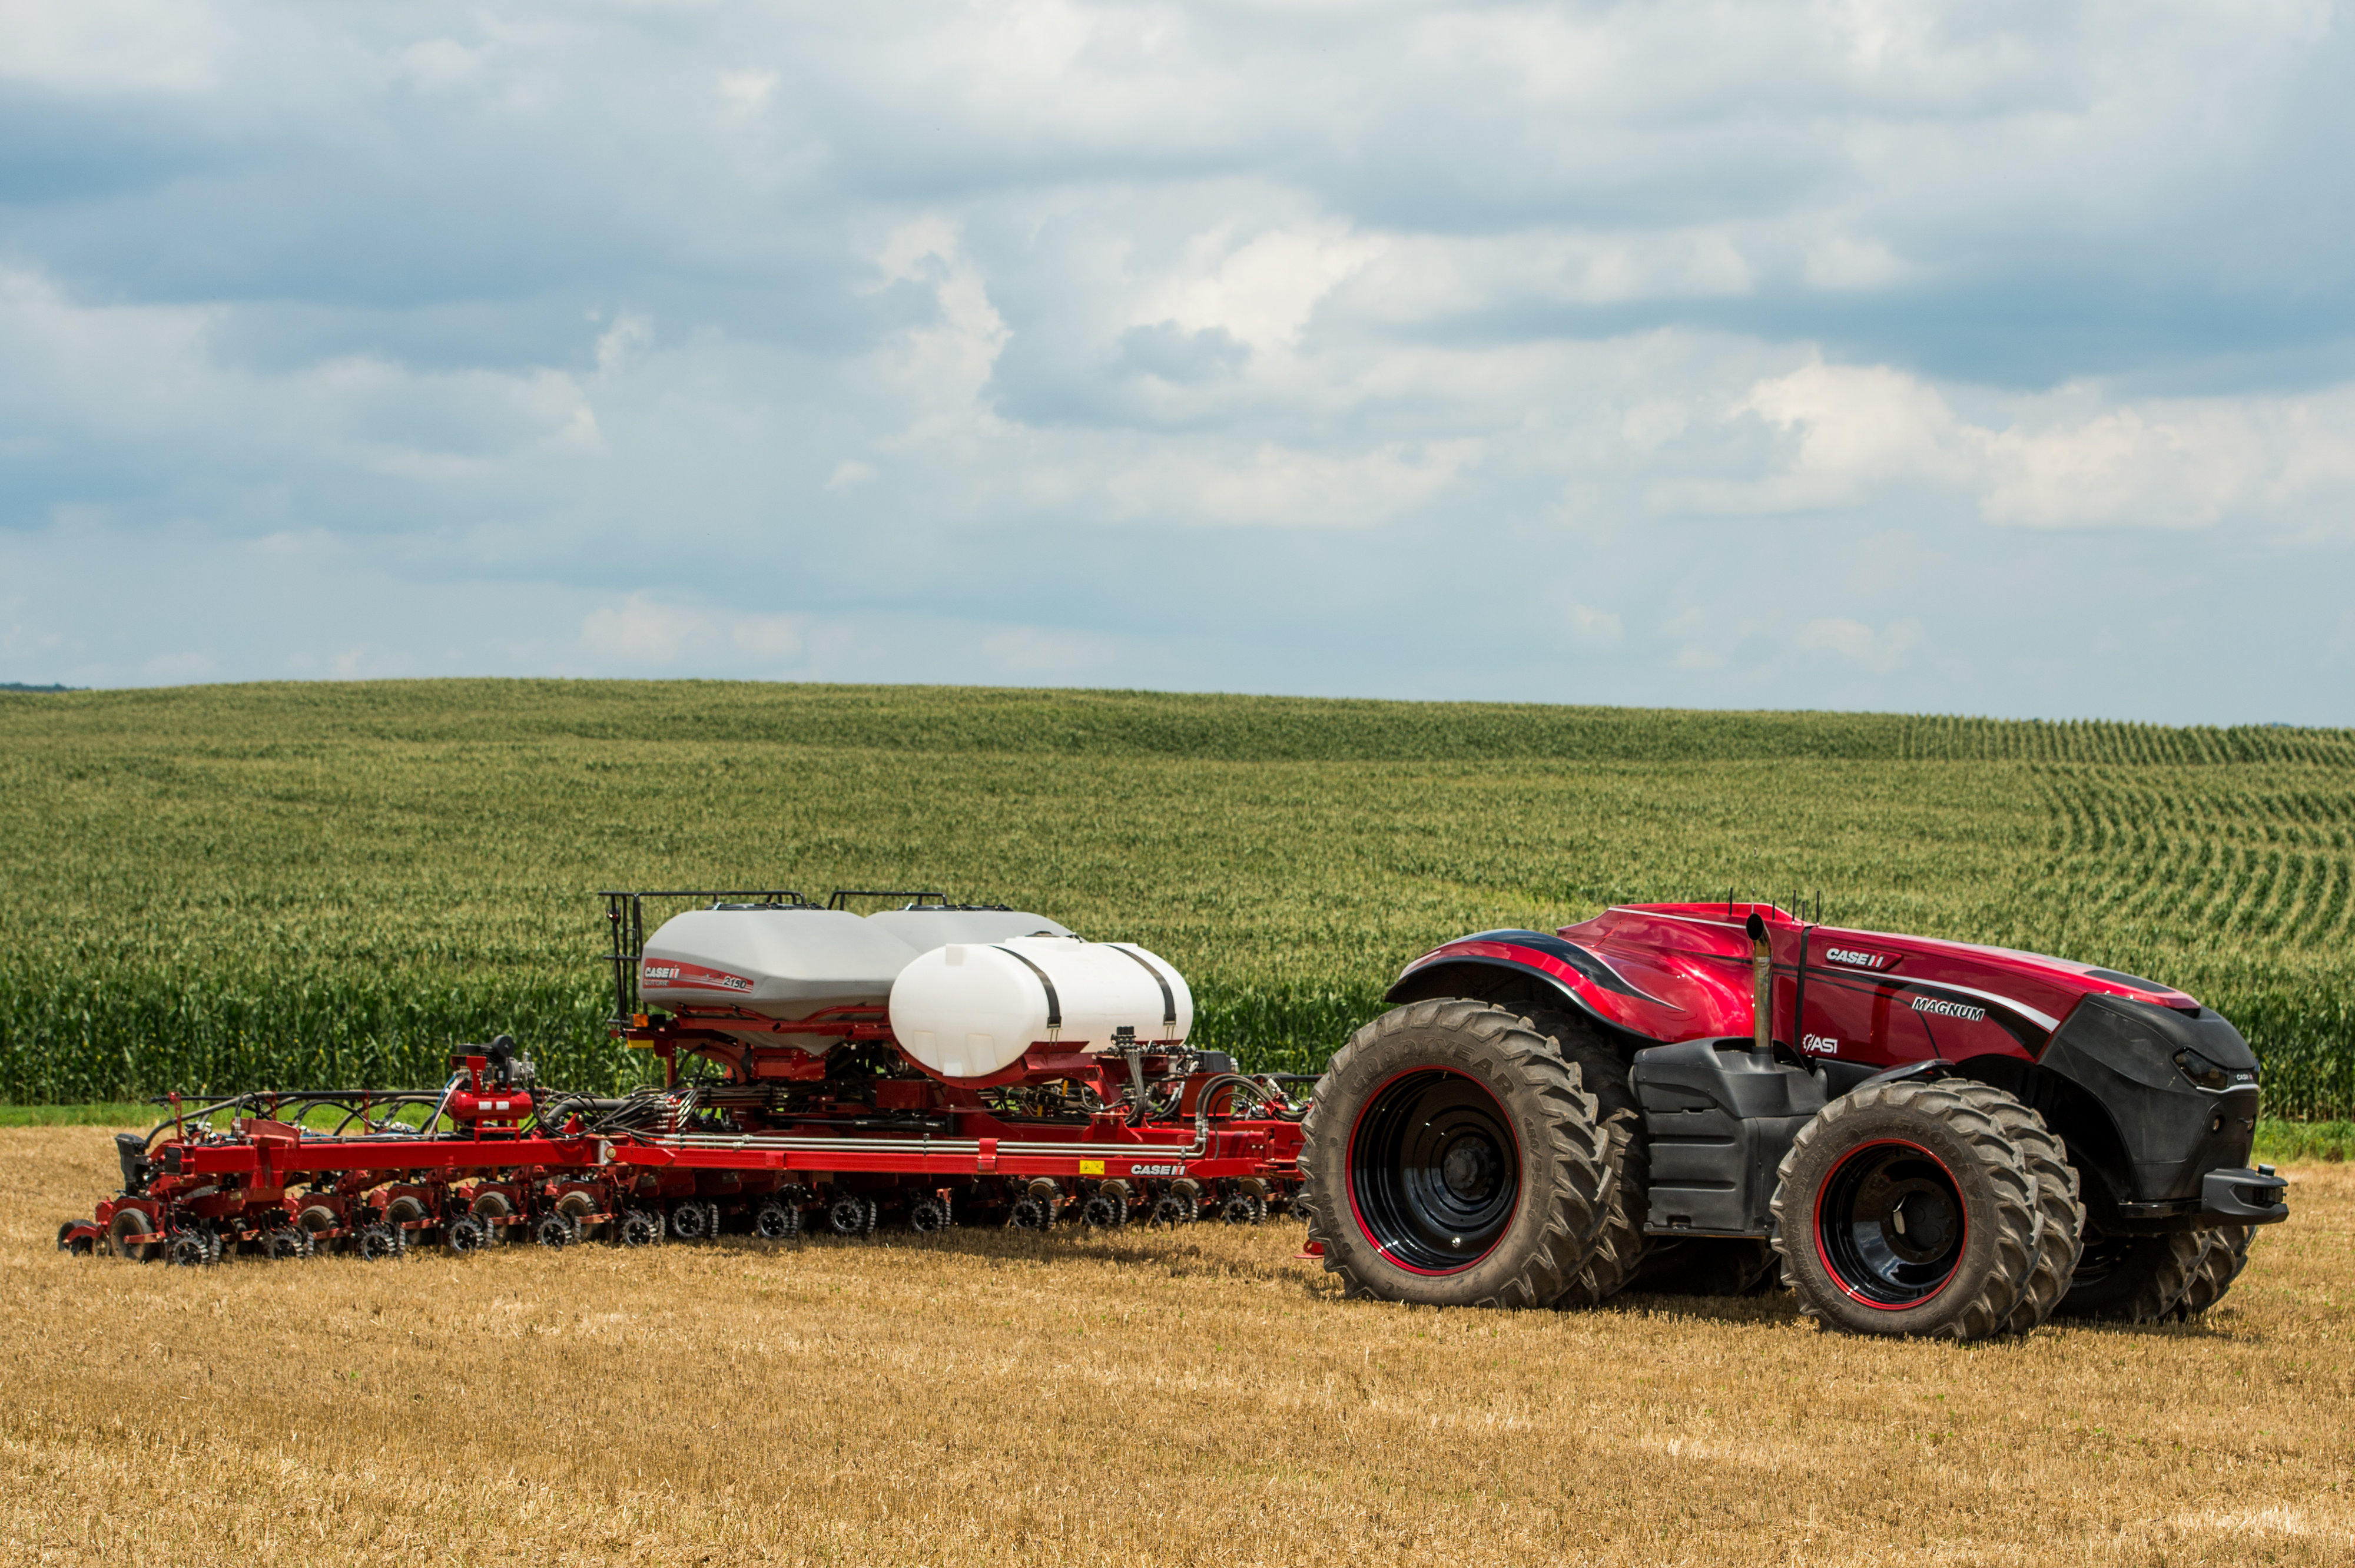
[1302, 1000, 2118, 1339]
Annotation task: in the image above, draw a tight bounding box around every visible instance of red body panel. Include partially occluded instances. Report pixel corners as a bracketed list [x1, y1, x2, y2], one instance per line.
[1399, 901, 2203, 1074]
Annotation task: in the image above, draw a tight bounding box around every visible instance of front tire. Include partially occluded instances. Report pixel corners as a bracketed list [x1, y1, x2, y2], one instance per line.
[2176, 1225, 2253, 1319]
[2057, 1229, 2210, 1322]
[1301, 999, 1613, 1309]
[1945, 1080, 2084, 1334]
[1772, 1079, 2039, 1340]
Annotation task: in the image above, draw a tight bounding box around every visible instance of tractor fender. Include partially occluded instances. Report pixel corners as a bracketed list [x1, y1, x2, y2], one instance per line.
[1384, 930, 1701, 1044]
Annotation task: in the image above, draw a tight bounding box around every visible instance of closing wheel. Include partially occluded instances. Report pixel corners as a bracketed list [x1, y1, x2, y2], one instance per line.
[669, 1201, 713, 1242]
[263, 1225, 314, 1261]
[445, 1215, 490, 1255]
[356, 1223, 403, 1262]
[165, 1229, 214, 1268]
[755, 1201, 802, 1241]
[1772, 1079, 2039, 1340]
[1148, 1194, 1192, 1228]
[908, 1196, 952, 1234]
[618, 1209, 665, 1248]
[1300, 999, 1613, 1309]
[828, 1193, 878, 1237]
[532, 1214, 576, 1250]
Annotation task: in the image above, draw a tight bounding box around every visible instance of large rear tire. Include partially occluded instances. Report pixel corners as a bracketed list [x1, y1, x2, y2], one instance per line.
[1527, 1009, 1648, 1308]
[1301, 1000, 1613, 1309]
[1771, 1079, 2039, 1341]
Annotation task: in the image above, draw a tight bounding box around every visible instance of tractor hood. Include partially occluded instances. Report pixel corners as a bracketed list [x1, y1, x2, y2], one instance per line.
[1393, 901, 2226, 1059]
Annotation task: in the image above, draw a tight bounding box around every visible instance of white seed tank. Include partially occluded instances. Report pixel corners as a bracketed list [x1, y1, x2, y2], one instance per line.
[635, 905, 1082, 1053]
[888, 936, 1194, 1080]
[639, 908, 914, 1020]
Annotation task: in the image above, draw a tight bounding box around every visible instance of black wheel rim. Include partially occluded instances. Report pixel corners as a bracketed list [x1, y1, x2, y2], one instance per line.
[1347, 1067, 1520, 1275]
[1814, 1139, 1966, 1308]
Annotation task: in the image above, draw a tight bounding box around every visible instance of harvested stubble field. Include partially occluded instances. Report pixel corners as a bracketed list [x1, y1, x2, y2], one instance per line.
[4, 1123, 2352, 1568]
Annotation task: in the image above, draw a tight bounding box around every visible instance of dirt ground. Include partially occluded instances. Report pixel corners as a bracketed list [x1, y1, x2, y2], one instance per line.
[1, 1126, 2349, 1567]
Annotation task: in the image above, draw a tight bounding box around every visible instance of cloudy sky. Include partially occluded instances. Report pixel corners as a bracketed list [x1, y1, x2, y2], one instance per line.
[4, 1, 2352, 722]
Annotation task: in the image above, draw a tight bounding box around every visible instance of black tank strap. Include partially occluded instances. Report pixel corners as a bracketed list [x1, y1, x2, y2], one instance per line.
[992, 946, 1062, 1030]
[1107, 943, 1178, 1030]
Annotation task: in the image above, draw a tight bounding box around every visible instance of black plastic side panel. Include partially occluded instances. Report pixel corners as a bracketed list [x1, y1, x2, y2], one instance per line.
[1632, 1039, 1826, 1237]
[2039, 996, 2261, 1202]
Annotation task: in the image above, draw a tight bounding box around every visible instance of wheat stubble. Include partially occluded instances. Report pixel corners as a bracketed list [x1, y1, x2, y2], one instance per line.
[2, 1126, 2349, 1567]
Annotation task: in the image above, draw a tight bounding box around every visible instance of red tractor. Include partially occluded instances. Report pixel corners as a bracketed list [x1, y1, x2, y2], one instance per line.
[1299, 902, 2289, 1340]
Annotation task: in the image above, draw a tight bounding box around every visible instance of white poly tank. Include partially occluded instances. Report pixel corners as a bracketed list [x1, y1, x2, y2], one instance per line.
[640, 907, 918, 1020]
[888, 936, 1193, 1080]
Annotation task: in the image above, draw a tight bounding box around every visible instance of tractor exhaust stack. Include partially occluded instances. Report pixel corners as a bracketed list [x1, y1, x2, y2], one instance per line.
[1744, 910, 1773, 1059]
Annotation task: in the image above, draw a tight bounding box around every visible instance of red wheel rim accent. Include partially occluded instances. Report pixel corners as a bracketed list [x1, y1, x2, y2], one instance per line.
[1812, 1136, 1967, 1310]
[1344, 1065, 1523, 1276]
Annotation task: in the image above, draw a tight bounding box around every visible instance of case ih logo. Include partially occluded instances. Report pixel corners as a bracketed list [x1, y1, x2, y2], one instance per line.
[1823, 947, 1898, 971]
[642, 960, 755, 994]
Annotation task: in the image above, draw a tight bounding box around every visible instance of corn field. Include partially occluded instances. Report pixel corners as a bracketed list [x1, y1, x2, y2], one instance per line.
[1, 681, 2349, 1113]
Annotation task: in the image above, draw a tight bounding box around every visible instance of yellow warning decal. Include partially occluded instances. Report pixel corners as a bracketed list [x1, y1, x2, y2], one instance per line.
[1078, 1159, 1106, 1176]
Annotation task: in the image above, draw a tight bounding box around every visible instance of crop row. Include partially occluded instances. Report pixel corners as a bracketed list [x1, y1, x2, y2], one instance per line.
[2, 684, 2350, 1115]
[8, 681, 2351, 768]
[0, 967, 1380, 1106]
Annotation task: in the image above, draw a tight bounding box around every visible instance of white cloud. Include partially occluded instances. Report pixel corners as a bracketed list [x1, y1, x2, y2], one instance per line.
[979, 625, 1121, 677]
[5, 0, 2355, 720]
[715, 69, 777, 110]
[594, 315, 652, 379]
[0, 0, 225, 94]
[144, 650, 214, 681]
[578, 596, 807, 667]
[1143, 222, 1384, 350]
[396, 38, 486, 91]
[1653, 359, 2355, 532]
[1976, 393, 2355, 529]
[1796, 616, 1925, 672]
[1566, 601, 1623, 645]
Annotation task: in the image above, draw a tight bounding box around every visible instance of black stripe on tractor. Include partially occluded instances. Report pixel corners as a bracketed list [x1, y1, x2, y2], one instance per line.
[1108, 944, 1178, 1028]
[1455, 930, 1675, 1007]
[1800, 970, 2046, 1055]
[992, 946, 1062, 1030]
[1386, 955, 1609, 1031]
